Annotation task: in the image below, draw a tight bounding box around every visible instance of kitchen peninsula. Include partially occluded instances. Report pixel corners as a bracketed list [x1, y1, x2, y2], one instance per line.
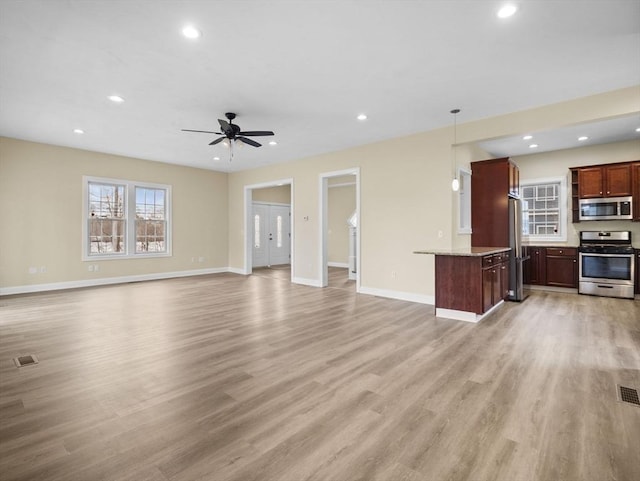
[414, 246, 511, 323]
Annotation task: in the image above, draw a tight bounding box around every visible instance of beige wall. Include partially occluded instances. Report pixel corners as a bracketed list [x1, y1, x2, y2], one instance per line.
[513, 139, 640, 247]
[252, 185, 291, 204]
[328, 184, 356, 265]
[0, 137, 228, 290]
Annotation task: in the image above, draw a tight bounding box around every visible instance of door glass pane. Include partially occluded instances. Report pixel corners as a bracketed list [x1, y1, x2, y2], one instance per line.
[276, 215, 282, 248]
[254, 214, 260, 248]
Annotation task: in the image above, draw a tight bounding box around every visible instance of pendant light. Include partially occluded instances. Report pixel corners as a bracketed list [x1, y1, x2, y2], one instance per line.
[450, 108, 461, 192]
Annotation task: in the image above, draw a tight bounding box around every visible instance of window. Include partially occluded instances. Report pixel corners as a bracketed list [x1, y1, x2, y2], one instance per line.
[457, 168, 472, 234]
[83, 176, 171, 259]
[521, 176, 567, 241]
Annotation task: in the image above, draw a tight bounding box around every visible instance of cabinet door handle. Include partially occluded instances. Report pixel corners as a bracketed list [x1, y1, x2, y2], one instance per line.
[559, 250, 563, 254]
[573, 260, 577, 263]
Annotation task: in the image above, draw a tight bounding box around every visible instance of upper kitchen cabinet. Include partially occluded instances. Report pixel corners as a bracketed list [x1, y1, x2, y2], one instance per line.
[577, 163, 632, 198]
[471, 157, 519, 248]
[633, 163, 640, 221]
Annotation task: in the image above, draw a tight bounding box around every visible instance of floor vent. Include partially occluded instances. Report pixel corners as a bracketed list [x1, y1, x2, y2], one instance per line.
[13, 355, 38, 368]
[618, 385, 640, 406]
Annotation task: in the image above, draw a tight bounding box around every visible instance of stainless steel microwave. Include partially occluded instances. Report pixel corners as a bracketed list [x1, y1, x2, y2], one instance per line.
[579, 196, 632, 221]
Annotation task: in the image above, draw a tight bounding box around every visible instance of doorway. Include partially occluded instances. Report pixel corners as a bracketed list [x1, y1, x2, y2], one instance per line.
[319, 168, 360, 290]
[252, 203, 291, 267]
[243, 179, 294, 279]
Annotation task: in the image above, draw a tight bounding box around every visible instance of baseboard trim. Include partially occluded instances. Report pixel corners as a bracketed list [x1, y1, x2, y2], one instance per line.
[0, 268, 230, 296]
[292, 277, 323, 288]
[328, 262, 349, 268]
[526, 285, 578, 294]
[358, 286, 434, 305]
[227, 267, 248, 275]
[436, 300, 504, 323]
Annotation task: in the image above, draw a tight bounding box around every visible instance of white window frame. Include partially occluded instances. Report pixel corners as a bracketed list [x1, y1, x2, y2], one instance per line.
[520, 176, 567, 243]
[82, 176, 172, 260]
[457, 167, 472, 234]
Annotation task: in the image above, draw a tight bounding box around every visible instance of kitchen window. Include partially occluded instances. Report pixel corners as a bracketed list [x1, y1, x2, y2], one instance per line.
[83, 176, 171, 260]
[521, 176, 567, 242]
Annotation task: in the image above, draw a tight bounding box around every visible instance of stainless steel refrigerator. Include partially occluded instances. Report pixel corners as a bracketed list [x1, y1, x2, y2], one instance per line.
[508, 197, 529, 301]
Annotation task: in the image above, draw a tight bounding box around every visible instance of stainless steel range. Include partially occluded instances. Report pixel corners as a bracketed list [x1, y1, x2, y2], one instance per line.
[579, 231, 635, 299]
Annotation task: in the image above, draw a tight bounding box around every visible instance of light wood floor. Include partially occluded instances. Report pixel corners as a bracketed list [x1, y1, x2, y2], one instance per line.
[1, 270, 639, 481]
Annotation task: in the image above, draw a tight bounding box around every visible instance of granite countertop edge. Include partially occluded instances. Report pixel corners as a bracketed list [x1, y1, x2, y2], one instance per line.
[413, 246, 511, 257]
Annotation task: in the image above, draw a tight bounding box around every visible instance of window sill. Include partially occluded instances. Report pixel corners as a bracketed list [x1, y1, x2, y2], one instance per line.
[83, 252, 172, 262]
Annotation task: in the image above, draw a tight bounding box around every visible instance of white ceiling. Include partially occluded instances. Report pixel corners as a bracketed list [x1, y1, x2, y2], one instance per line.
[1, 0, 639, 172]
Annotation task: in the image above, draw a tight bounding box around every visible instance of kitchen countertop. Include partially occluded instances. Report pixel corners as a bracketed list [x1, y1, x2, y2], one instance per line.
[413, 246, 511, 257]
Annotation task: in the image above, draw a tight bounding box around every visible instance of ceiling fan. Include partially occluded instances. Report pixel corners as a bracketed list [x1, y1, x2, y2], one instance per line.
[182, 112, 274, 148]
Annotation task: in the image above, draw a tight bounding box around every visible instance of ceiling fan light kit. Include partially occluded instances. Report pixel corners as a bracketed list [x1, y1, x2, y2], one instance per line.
[182, 112, 274, 162]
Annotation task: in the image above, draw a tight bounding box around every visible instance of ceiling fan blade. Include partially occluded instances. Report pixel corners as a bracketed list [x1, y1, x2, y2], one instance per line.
[238, 131, 274, 136]
[209, 137, 226, 146]
[218, 119, 233, 134]
[237, 136, 262, 147]
[182, 129, 222, 134]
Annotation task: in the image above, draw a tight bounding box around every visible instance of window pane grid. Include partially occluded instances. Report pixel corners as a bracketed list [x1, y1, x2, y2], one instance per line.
[522, 182, 561, 237]
[85, 178, 170, 258]
[135, 187, 167, 253]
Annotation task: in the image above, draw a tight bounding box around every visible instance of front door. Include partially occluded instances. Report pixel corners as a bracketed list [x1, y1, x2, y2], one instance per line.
[252, 203, 290, 268]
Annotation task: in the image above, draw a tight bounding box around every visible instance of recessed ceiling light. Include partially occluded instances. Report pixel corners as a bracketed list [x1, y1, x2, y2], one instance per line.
[73, 128, 84, 134]
[182, 25, 201, 39]
[357, 113, 367, 121]
[497, 4, 518, 18]
[213, 156, 220, 161]
[636, 127, 640, 132]
[529, 144, 538, 149]
[522, 135, 532, 140]
[578, 136, 589, 141]
[108, 95, 124, 103]
[268, 141, 277, 146]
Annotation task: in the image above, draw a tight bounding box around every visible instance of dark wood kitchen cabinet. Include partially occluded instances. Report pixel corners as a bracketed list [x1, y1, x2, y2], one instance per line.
[523, 246, 546, 285]
[633, 163, 640, 221]
[545, 247, 578, 288]
[482, 252, 510, 312]
[471, 157, 519, 248]
[576, 163, 632, 198]
[434, 249, 510, 317]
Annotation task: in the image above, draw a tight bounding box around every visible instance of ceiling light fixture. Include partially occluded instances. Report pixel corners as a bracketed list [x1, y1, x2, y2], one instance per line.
[108, 95, 124, 103]
[182, 25, 201, 39]
[269, 141, 277, 146]
[357, 113, 367, 121]
[73, 128, 84, 134]
[522, 135, 533, 140]
[578, 136, 589, 141]
[497, 4, 518, 18]
[450, 108, 461, 192]
[635, 127, 640, 132]
[529, 144, 538, 149]
[213, 156, 220, 161]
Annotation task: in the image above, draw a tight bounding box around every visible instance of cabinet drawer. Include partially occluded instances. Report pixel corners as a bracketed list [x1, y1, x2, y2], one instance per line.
[482, 255, 495, 268]
[546, 247, 577, 257]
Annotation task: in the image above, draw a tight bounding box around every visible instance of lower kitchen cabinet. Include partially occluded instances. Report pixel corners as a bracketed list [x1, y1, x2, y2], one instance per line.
[524, 246, 578, 288]
[482, 252, 510, 312]
[524, 246, 546, 285]
[434, 249, 510, 317]
[545, 247, 578, 288]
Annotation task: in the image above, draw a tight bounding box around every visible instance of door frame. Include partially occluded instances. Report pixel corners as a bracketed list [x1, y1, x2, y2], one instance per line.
[243, 179, 294, 279]
[319, 168, 360, 290]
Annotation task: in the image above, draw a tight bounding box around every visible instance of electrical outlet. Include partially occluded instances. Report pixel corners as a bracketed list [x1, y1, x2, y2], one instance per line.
[198, 256, 204, 263]
[191, 257, 195, 263]
[94, 264, 99, 272]
[88, 265, 94, 272]
[39, 266, 46, 273]
[391, 271, 397, 279]
[438, 230, 443, 238]
[28, 267, 37, 274]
